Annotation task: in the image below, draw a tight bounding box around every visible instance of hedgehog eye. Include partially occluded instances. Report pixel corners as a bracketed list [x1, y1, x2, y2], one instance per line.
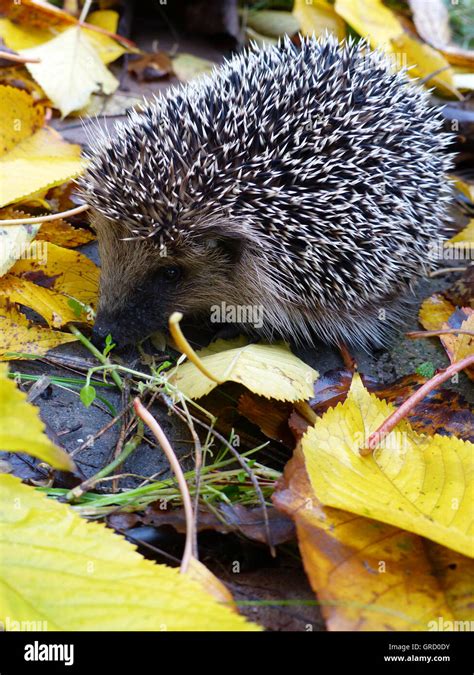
[162, 265, 182, 282]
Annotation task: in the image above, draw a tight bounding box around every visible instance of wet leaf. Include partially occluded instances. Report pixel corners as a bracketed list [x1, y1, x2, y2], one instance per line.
[0, 474, 260, 631]
[0, 364, 75, 471]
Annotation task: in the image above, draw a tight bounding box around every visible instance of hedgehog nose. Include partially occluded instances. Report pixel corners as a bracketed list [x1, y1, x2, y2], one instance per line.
[90, 316, 115, 349]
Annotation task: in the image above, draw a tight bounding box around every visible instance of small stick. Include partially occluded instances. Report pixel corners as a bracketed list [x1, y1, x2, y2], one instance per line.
[407, 328, 474, 339]
[134, 397, 194, 574]
[360, 354, 474, 456]
[0, 50, 40, 64]
[0, 204, 89, 226]
[429, 266, 468, 277]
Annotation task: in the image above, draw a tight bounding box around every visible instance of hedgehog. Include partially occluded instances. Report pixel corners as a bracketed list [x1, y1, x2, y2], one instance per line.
[82, 35, 454, 350]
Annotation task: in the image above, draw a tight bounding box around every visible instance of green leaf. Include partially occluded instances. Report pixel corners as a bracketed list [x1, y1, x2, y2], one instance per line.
[80, 384, 96, 408]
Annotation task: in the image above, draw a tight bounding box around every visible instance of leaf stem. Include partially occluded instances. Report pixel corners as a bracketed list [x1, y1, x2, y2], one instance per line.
[69, 324, 123, 390]
[360, 354, 474, 456]
[134, 397, 194, 573]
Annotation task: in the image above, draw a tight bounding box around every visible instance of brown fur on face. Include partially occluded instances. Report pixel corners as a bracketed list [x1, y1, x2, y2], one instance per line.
[90, 211, 283, 346]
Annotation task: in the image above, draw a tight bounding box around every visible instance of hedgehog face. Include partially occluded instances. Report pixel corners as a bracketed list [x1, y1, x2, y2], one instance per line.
[90, 212, 254, 347]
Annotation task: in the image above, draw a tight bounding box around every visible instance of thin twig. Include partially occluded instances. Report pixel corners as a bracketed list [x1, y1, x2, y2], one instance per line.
[360, 354, 474, 456]
[134, 398, 194, 574]
[0, 204, 89, 226]
[429, 266, 468, 277]
[407, 328, 474, 339]
[0, 50, 40, 64]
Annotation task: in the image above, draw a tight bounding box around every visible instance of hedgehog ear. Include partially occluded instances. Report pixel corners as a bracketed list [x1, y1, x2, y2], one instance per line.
[206, 234, 247, 263]
[199, 219, 256, 264]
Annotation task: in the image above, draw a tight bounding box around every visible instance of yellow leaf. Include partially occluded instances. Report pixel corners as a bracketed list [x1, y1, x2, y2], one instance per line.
[452, 177, 474, 203]
[0, 128, 85, 207]
[391, 33, 459, 98]
[11, 240, 98, 307]
[334, 0, 459, 96]
[302, 374, 474, 557]
[171, 53, 216, 82]
[448, 219, 474, 245]
[36, 218, 95, 248]
[246, 10, 300, 38]
[0, 85, 44, 157]
[0, 13, 126, 65]
[419, 294, 455, 331]
[334, 0, 401, 50]
[0, 274, 88, 327]
[83, 10, 127, 65]
[20, 26, 119, 117]
[293, 0, 346, 41]
[0, 474, 260, 631]
[0, 220, 40, 276]
[187, 556, 236, 608]
[0, 365, 75, 471]
[0, 17, 53, 51]
[0, 300, 77, 360]
[274, 448, 474, 630]
[171, 339, 318, 401]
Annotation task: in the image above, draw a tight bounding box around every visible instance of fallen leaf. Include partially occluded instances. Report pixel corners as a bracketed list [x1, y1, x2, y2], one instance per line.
[171, 53, 216, 82]
[391, 33, 460, 98]
[0, 299, 77, 360]
[11, 240, 99, 307]
[302, 374, 474, 557]
[139, 503, 295, 546]
[20, 26, 119, 117]
[335, 0, 460, 96]
[0, 3, 131, 61]
[0, 273, 89, 327]
[419, 293, 456, 331]
[0, 127, 85, 207]
[452, 176, 474, 203]
[36, 218, 95, 248]
[83, 10, 127, 65]
[274, 446, 474, 630]
[0, 214, 39, 276]
[293, 0, 346, 41]
[246, 10, 299, 38]
[171, 339, 318, 402]
[0, 84, 44, 155]
[408, 0, 474, 68]
[0, 364, 75, 471]
[0, 474, 260, 631]
[334, 0, 401, 51]
[128, 52, 173, 82]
